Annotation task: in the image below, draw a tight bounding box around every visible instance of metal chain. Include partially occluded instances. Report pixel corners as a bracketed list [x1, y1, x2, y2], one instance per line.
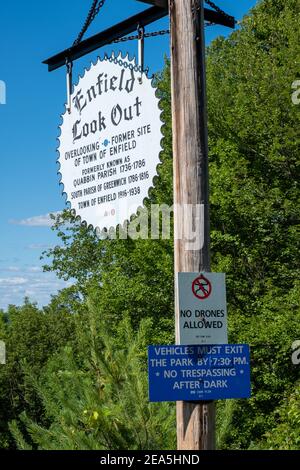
[111, 29, 170, 44]
[103, 53, 145, 74]
[72, 1, 223, 48]
[73, 0, 106, 46]
[111, 23, 214, 44]
[205, 0, 233, 21]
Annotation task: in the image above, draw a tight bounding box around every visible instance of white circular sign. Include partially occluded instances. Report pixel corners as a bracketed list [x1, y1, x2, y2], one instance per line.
[58, 53, 163, 231]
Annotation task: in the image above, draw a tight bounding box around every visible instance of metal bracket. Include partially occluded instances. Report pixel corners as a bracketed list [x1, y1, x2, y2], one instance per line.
[138, 25, 145, 83]
[43, 6, 167, 72]
[43, 6, 235, 72]
[66, 60, 73, 114]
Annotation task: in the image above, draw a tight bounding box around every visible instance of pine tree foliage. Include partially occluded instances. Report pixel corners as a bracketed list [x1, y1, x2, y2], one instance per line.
[10, 302, 176, 450]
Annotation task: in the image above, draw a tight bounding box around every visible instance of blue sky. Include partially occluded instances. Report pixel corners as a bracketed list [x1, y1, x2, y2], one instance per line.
[0, 0, 258, 310]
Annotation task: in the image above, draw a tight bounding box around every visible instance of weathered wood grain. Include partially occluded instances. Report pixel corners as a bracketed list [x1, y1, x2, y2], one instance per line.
[169, 0, 215, 450]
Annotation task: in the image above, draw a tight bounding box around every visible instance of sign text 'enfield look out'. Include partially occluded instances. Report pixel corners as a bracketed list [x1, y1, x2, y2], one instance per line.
[58, 53, 163, 230]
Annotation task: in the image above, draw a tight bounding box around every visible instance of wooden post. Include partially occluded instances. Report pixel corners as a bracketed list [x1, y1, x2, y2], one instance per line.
[169, 0, 215, 450]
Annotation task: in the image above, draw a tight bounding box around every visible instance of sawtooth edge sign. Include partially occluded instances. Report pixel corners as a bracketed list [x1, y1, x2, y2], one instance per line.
[58, 53, 163, 231]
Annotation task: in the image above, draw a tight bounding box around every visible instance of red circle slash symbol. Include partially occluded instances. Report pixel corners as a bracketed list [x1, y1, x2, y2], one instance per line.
[192, 274, 212, 300]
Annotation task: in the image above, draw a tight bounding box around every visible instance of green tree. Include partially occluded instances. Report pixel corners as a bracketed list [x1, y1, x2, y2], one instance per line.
[208, 0, 300, 449]
[0, 300, 76, 448]
[10, 302, 176, 450]
[262, 383, 300, 450]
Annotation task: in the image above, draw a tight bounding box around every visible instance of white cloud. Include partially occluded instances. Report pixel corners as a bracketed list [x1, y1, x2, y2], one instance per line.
[27, 266, 42, 273]
[0, 266, 20, 273]
[0, 270, 73, 310]
[24, 290, 36, 297]
[9, 212, 61, 227]
[27, 243, 51, 250]
[0, 277, 28, 286]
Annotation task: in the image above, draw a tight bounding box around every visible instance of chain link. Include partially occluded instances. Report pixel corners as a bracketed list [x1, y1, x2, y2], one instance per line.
[73, 0, 106, 46]
[103, 53, 145, 74]
[111, 23, 215, 44]
[111, 29, 170, 44]
[72, 1, 228, 49]
[205, 0, 233, 22]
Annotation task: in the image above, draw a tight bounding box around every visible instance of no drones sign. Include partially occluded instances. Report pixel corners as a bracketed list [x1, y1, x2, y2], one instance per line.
[178, 272, 228, 345]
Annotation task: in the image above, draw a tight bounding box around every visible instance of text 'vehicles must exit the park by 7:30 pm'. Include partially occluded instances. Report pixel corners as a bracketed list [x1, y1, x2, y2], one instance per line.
[148, 273, 251, 403]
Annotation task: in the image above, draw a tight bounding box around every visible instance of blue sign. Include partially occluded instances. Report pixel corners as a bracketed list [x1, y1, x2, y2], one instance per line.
[148, 344, 251, 402]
